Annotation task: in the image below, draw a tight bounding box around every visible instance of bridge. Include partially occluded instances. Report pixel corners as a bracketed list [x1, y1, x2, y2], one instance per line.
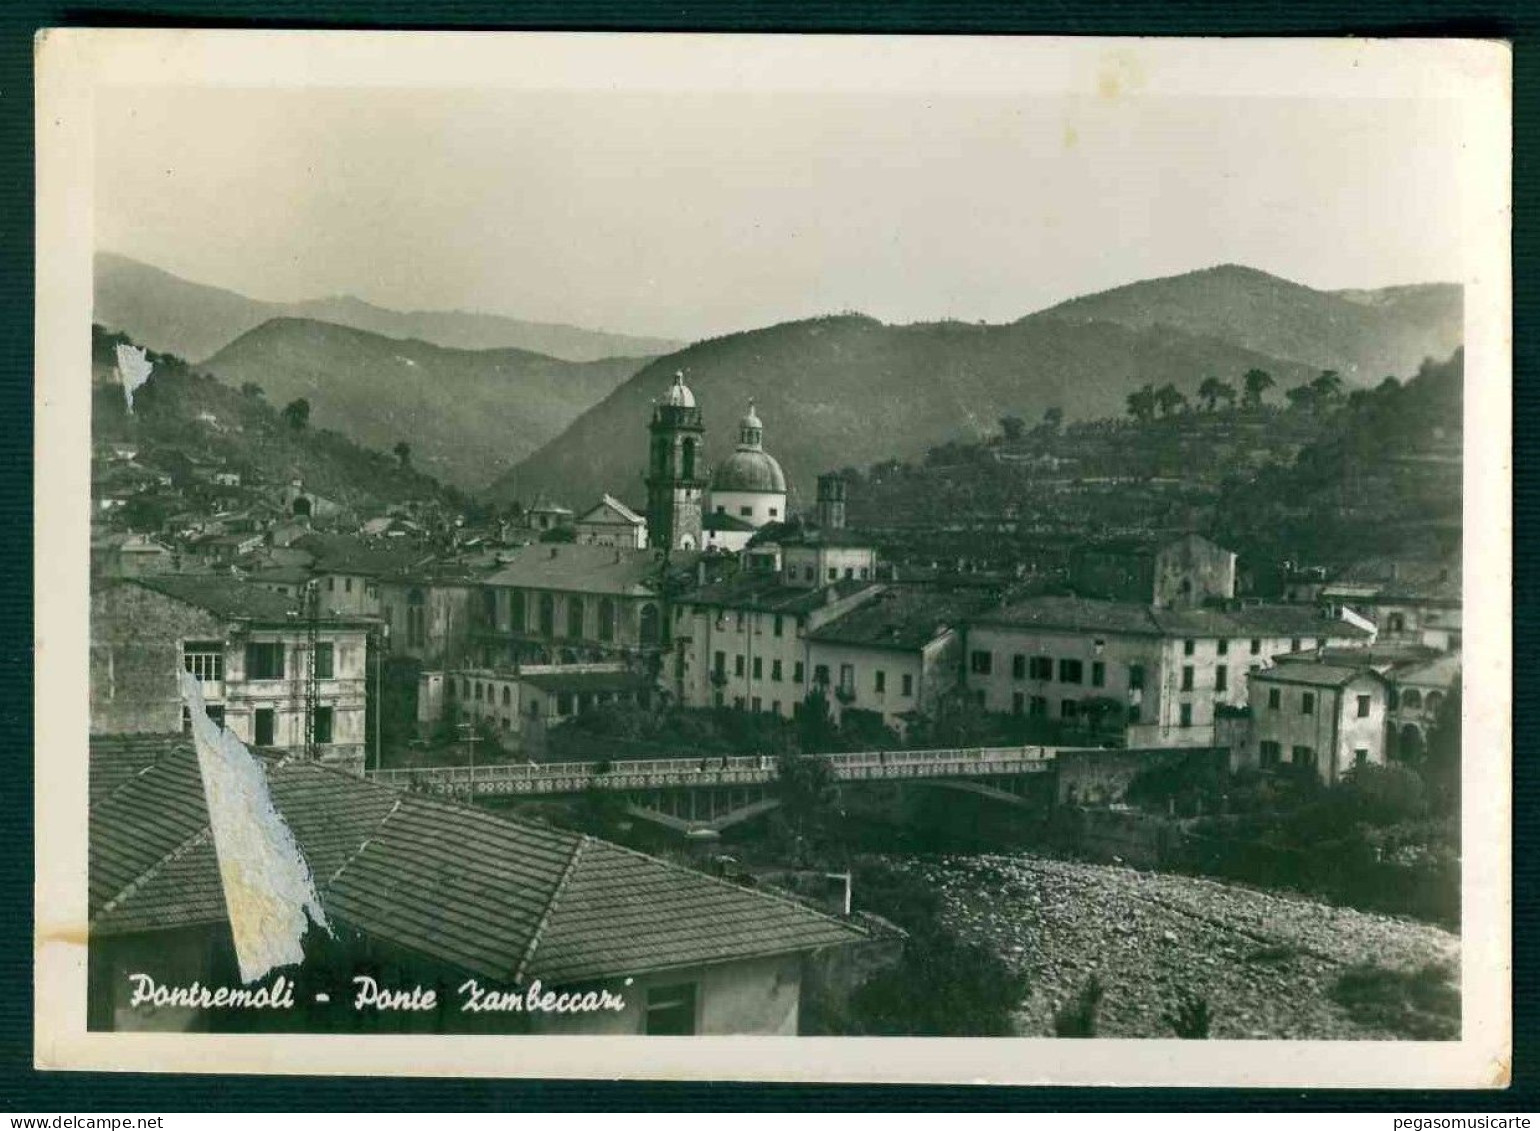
[368, 745, 1066, 833]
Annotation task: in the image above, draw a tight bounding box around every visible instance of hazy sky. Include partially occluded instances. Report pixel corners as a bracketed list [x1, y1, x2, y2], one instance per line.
[96, 86, 1469, 341]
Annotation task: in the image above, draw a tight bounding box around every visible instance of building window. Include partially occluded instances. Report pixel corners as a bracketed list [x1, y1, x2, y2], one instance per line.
[735, 610, 745, 632]
[1250, 638, 1262, 655]
[713, 651, 726, 677]
[970, 650, 993, 675]
[733, 696, 745, 710]
[734, 655, 745, 677]
[813, 664, 829, 686]
[1030, 656, 1053, 680]
[1091, 661, 1105, 688]
[327, 577, 335, 592]
[1128, 664, 1145, 690]
[253, 708, 275, 746]
[645, 983, 698, 1035]
[1181, 665, 1194, 692]
[1029, 695, 1048, 717]
[366, 581, 377, 599]
[1259, 740, 1281, 768]
[502, 686, 511, 707]
[804, 567, 815, 582]
[1355, 748, 1369, 767]
[794, 662, 806, 683]
[1179, 702, 1193, 728]
[556, 692, 573, 716]
[827, 568, 837, 581]
[773, 615, 784, 638]
[313, 643, 335, 679]
[1012, 692, 1025, 715]
[567, 597, 585, 640]
[598, 597, 616, 643]
[752, 696, 762, 712]
[752, 657, 763, 679]
[182, 642, 224, 683]
[344, 577, 353, 594]
[539, 593, 555, 637]
[844, 568, 855, 580]
[770, 508, 779, 518]
[1301, 692, 1315, 715]
[1292, 745, 1316, 768]
[1127, 704, 1141, 723]
[1217, 639, 1229, 656]
[1268, 687, 1281, 710]
[874, 670, 886, 694]
[1058, 659, 1083, 684]
[312, 706, 334, 745]
[245, 642, 285, 681]
[1012, 654, 1027, 680]
[474, 682, 483, 702]
[1061, 699, 1078, 720]
[772, 660, 783, 682]
[1357, 694, 1372, 718]
[1214, 665, 1227, 693]
[1183, 639, 1195, 656]
[1290, 638, 1301, 652]
[902, 673, 913, 697]
[740, 506, 752, 517]
[839, 664, 855, 694]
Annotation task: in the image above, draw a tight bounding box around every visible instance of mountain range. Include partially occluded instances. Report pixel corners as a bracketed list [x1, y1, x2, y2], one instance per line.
[494, 265, 1462, 508]
[94, 252, 685, 363]
[94, 253, 1463, 510]
[199, 319, 645, 490]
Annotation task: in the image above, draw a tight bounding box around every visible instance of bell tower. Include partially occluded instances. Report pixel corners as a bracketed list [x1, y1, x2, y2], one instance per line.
[645, 372, 706, 552]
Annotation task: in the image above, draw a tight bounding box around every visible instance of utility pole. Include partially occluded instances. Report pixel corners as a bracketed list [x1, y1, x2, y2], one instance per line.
[457, 720, 480, 804]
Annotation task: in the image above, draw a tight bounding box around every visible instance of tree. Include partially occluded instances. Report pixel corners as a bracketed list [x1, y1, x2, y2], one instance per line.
[773, 749, 835, 863]
[1198, 377, 1236, 412]
[393, 440, 412, 468]
[1126, 384, 1157, 423]
[1153, 383, 1187, 417]
[281, 397, 311, 431]
[1165, 990, 1213, 1038]
[998, 414, 1027, 442]
[1242, 368, 1275, 408]
[1310, 369, 1345, 405]
[1284, 384, 1317, 413]
[240, 381, 265, 399]
[1041, 406, 1064, 434]
[1053, 975, 1104, 1037]
[1077, 696, 1125, 741]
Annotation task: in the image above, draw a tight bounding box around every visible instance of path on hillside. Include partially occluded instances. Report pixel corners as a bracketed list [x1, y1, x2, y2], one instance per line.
[888, 854, 1459, 1039]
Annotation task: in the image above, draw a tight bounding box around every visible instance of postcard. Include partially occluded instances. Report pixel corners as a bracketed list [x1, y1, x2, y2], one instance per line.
[34, 30, 1511, 1086]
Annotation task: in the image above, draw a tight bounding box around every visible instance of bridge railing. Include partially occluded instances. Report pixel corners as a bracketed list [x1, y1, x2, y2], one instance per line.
[367, 744, 1059, 797]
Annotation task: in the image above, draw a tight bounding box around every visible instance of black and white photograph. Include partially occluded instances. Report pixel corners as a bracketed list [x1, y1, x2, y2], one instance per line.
[34, 31, 1510, 1086]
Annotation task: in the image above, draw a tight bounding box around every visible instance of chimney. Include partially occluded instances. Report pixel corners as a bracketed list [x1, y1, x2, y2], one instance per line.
[816, 472, 847, 530]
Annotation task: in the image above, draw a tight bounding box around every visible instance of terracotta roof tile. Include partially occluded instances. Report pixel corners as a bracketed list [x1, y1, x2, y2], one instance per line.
[89, 736, 866, 980]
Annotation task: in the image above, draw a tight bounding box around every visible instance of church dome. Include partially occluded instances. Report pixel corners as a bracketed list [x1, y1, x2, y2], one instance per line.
[663, 371, 695, 408]
[712, 449, 787, 494]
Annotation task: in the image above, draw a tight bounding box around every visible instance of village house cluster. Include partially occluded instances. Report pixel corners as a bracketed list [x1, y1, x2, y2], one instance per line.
[92, 371, 1461, 781]
[88, 370, 1462, 1035]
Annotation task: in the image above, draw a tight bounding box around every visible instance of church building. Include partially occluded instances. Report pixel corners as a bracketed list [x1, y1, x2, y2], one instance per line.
[645, 373, 788, 554]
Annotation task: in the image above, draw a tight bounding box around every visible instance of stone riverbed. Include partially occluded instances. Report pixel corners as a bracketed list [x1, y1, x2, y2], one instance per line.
[885, 853, 1460, 1039]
